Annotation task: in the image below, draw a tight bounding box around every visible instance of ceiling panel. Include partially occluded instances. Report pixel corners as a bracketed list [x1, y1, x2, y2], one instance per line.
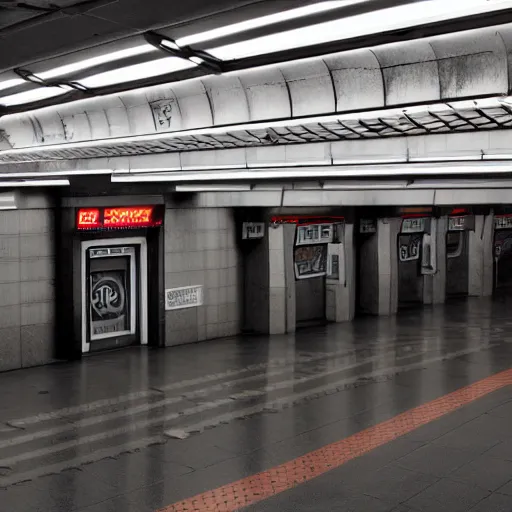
[0, 0, 280, 72]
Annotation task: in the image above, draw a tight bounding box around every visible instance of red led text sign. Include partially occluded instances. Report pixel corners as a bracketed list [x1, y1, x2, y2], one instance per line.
[270, 215, 345, 226]
[77, 206, 162, 230]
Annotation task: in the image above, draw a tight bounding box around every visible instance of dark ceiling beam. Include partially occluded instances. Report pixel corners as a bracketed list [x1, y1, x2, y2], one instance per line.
[0, 2, 52, 12]
[0, 0, 118, 37]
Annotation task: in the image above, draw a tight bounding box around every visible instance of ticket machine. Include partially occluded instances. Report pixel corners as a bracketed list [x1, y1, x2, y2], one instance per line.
[397, 216, 435, 307]
[493, 215, 512, 291]
[445, 213, 474, 298]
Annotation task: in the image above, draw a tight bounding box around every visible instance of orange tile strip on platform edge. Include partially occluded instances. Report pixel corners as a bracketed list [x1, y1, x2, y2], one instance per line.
[159, 368, 512, 512]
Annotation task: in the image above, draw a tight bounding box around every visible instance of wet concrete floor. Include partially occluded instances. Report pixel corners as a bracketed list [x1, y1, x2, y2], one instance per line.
[1, 296, 512, 511]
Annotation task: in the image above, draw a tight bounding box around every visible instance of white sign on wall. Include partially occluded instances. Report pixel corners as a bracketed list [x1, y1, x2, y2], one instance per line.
[165, 285, 203, 310]
[495, 216, 512, 230]
[242, 222, 265, 239]
[296, 223, 334, 246]
[448, 217, 466, 231]
[401, 218, 426, 234]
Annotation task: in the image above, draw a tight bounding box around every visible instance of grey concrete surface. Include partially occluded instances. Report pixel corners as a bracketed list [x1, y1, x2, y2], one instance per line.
[0, 297, 512, 511]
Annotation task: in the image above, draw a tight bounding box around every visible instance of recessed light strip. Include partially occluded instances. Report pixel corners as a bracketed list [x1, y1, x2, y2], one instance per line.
[208, 0, 512, 60]
[111, 163, 512, 183]
[0, 180, 70, 187]
[0, 87, 69, 107]
[37, 44, 157, 81]
[176, 1, 370, 47]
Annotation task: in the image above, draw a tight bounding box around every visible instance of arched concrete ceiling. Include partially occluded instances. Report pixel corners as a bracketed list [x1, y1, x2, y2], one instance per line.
[1, 23, 512, 160]
[2, 97, 512, 164]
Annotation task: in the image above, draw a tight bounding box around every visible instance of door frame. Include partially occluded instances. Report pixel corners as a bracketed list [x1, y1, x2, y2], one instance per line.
[81, 237, 148, 353]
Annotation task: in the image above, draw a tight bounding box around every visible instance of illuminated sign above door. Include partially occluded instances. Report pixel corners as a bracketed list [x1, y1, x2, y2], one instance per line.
[77, 206, 163, 230]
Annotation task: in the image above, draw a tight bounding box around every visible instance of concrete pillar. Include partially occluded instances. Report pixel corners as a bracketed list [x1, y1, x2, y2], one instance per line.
[268, 224, 287, 334]
[326, 223, 356, 323]
[377, 218, 401, 316]
[283, 224, 296, 333]
[429, 217, 447, 305]
[468, 213, 494, 297]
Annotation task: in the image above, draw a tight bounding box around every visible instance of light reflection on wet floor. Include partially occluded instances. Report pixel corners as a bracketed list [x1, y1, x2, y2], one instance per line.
[0, 297, 512, 510]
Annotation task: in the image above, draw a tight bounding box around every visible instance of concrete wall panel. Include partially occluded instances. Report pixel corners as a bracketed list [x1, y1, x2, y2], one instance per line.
[238, 67, 291, 121]
[0, 199, 55, 371]
[325, 49, 384, 111]
[281, 59, 334, 117]
[430, 28, 508, 99]
[373, 40, 440, 105]
[164, 207, 241, 346]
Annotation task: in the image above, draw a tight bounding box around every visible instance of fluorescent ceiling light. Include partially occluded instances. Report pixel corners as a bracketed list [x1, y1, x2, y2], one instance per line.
[333, 158, 407, 165]
[176, 0, 367, 47]
[0, 87, 68, 107]
[483, 154, 512, 160]
[409, 155, 482, 162]
[0, 78, 25, 92]
[323, 180, 409, 189]
[111, 163, 512, 182]
[79, 57, 196, 88]
[0, 179, 69, 187]
[208, 0, 512, 60]
[408, 180, 512, 189]
[0, 169, 111, 178]
[189, 56, 205, 65]
[175, 184, 252, 192]
[247, 160, 330, 168]
[37, 44, 156, 81]
[160, 39, 181, 51]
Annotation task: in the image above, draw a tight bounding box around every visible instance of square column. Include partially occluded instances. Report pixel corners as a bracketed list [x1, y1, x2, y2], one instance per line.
[468, 213, 494, 297]
[268, 224, 297, 334]
[426, 217, 447, 305]
[377, 218, 401, 316]
[326, 223, 356, 323]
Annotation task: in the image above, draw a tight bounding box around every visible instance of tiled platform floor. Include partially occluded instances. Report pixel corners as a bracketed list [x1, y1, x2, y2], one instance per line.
[2, 296, 512, 511]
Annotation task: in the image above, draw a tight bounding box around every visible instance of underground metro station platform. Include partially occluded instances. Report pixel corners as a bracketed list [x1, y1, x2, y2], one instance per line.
[2, 296, 512, 511]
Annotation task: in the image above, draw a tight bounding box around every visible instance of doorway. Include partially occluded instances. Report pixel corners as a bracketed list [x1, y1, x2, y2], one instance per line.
[81, 237, 148, 353]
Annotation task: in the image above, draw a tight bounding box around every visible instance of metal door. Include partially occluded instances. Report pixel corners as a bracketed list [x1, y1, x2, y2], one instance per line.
[494, 229, 512, 290]
[295, 276, 326, 324]
[397, 234, 423, 306]
[294, 244, 327, 325]
[446, 231, 469, 297]
[356, 232, 379, 315]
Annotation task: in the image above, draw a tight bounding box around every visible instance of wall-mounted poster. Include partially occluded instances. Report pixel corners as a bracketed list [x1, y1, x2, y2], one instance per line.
[90, 270, 130, 339]
[294, 245, 327, 279]
[296, 223, 334, 246]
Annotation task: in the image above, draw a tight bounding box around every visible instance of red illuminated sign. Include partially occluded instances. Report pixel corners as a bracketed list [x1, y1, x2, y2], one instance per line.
[77, 209, 101, 229]
[270, 215, 344, 225]
[77, 206, 162, 230]
[104, 207, 154, 227]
